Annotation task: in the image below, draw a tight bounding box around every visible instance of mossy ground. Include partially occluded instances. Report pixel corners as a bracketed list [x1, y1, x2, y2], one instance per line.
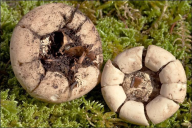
[1, 1, 192, 127]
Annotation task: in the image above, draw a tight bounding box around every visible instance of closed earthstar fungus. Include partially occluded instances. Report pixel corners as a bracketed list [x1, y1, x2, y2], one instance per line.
[10, 3, 103, 103]
[101, 45, 187, 126]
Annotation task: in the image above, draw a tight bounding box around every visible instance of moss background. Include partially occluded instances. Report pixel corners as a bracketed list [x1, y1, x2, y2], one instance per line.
[1, 0, 192, 127]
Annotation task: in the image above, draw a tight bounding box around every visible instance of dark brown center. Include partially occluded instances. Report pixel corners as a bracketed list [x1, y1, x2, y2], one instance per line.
[122, 69, 161, 104]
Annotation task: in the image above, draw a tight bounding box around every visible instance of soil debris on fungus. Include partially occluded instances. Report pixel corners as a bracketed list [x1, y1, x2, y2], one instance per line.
[39, 30, 97, 87]
[10, 3, 103, 103]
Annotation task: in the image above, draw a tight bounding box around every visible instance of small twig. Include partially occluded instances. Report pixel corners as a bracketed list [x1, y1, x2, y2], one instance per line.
[44, 59, 60, 62]
[143, 1, 168, 34]
[70, 81, 78, 90]
[130, 77, 135, 88]
[170, 14, 188, 35]
[78, 52, 86, 64]
[86, 114, 96, 127]
[99, 10, 103, 19]
[170, 22, 177, 34]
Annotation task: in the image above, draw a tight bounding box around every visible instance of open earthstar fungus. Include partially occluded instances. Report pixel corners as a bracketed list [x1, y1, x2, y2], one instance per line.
[101, 45, 187, 126]
[10, 3, 103, 103]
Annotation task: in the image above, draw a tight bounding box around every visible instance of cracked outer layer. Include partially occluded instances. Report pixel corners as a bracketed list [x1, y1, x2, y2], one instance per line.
[101, 60, 124, 87]
[101, 86, 126, 112]
[146, 95, 180, 124]
[159, 60, 187, 84]
[101, 45, 186, 126]
[145, 45, 176, 72]
[10, 3, 103, 103]
[119, 101, 149, 126]
[113, 46, 144, 74]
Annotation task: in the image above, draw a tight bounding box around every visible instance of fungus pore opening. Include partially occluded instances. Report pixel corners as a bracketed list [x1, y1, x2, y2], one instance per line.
[39, 29, 97, 87]
[121, 68, 161, 104]
[118, 50, 161, 104]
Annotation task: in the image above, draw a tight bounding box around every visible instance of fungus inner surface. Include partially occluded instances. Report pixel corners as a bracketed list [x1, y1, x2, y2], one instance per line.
[122, 68, 161, 104]
[39, 30, 97, 88]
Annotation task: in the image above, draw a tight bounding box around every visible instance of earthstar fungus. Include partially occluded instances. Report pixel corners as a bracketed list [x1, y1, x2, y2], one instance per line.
[10, 3, 103, 103]
[101, 45, 186, 125]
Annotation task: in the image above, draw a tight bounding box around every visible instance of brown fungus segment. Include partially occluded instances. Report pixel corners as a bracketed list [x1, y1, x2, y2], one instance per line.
[10, 3, 103, 103]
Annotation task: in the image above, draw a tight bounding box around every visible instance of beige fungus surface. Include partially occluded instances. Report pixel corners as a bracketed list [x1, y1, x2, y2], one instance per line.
[10, 3, 103, 103]
[101, 45, 186, 126]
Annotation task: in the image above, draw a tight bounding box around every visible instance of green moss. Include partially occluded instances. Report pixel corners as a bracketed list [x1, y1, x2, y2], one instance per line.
[1, 1, 191, 127]
[96, 17, 140, 63]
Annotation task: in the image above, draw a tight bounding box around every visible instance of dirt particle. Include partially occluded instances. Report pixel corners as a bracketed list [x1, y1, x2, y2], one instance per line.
[55, 73, 62, 78]
[52, 84, 58, 89]
[20, 25, 25, 28]
[18, 61, 23, 66]
[79, 87, 86, 93]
